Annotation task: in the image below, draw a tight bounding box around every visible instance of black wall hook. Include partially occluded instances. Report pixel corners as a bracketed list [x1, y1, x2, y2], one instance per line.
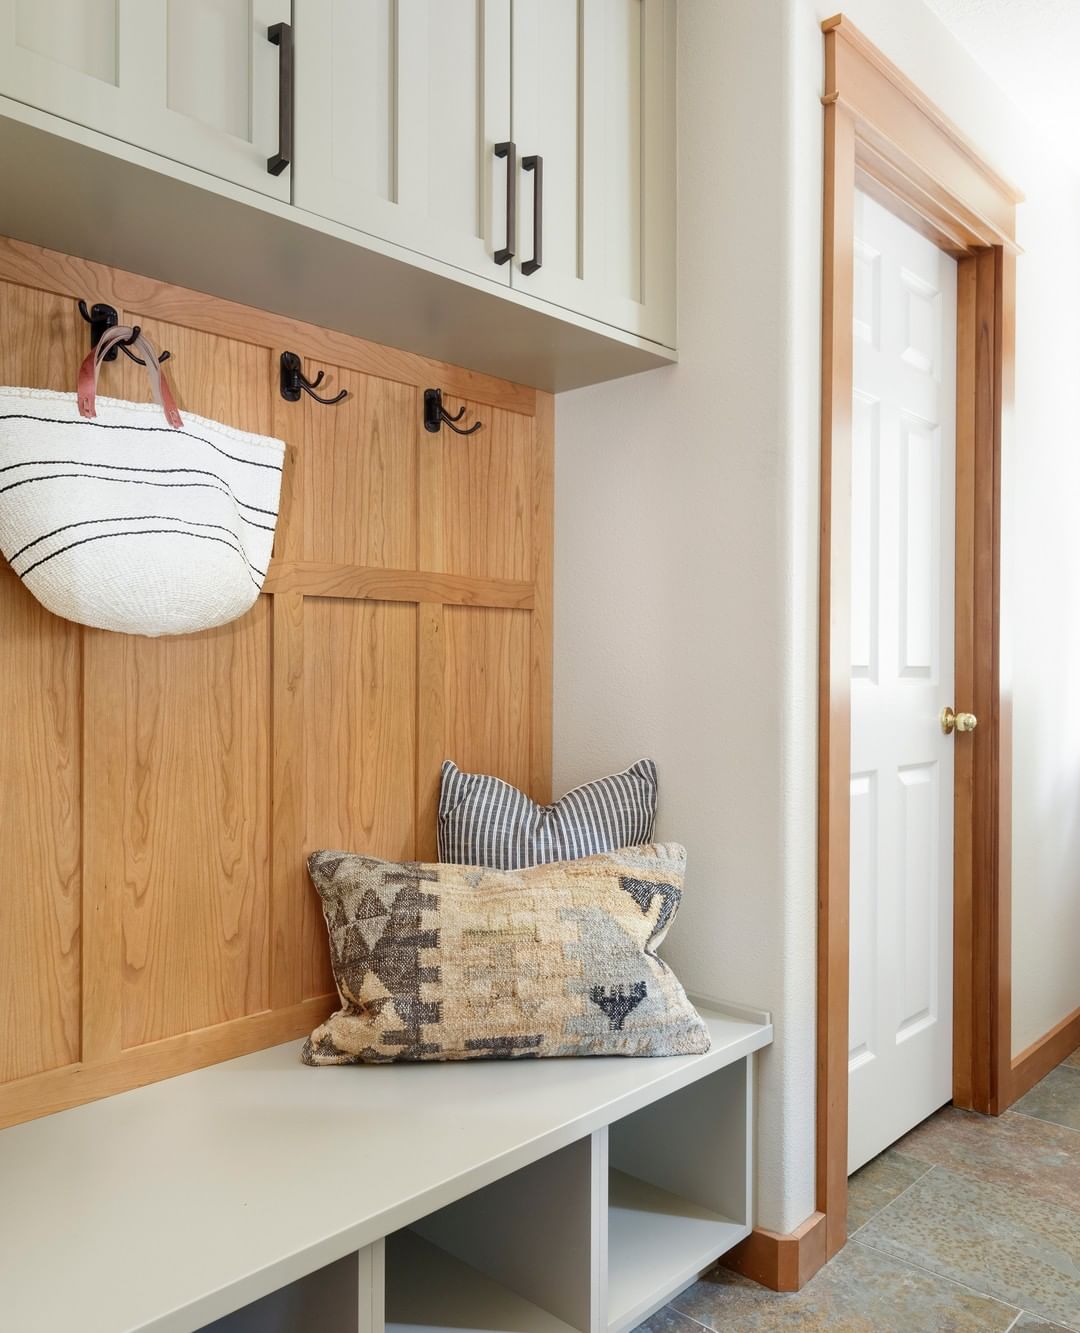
[424, 388, 482, 436]
[279, 351, 348, 405]
[78, 300, 171, 365]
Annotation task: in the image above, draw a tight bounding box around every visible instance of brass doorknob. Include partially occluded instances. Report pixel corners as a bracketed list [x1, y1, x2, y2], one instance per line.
[941, 707, 977, 735]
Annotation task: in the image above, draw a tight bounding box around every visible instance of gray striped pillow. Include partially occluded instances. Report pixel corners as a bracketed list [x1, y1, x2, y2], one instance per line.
[437, 759, 657, 869]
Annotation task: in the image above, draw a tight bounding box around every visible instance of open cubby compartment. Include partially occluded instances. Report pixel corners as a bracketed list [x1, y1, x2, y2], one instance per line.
[604, 1057, 754, 1333]
[386, 1134, 604, 1333]
[199, 1245, 385, 1333]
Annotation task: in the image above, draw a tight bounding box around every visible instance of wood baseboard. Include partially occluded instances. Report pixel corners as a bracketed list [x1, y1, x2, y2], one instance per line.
[722, 1211, 828, 1292]
[1008, 1004, 1080, 1108]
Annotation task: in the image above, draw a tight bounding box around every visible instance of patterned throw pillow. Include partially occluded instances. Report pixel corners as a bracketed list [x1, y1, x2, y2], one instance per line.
[303, 843, 708, 1065]
[438, 757, 658, 869]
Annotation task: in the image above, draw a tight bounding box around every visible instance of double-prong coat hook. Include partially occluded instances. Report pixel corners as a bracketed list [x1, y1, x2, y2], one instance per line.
[424, 388, 482, 436]
[78, 300, 171, 365]
[279, 351, 348, 406]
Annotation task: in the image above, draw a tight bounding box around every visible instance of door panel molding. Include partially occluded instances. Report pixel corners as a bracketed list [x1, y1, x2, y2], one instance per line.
[819, 13, 1020, 1267]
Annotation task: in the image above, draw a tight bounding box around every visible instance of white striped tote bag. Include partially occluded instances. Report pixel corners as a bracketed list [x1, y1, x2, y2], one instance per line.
[0, 326, 285, 636]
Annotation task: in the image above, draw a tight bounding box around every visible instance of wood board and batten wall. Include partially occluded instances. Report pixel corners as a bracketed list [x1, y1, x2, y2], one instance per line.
[0, 236, 553, 1130]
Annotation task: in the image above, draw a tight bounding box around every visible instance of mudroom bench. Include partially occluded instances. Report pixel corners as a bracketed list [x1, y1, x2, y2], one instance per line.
[0, 999, 771, 1333]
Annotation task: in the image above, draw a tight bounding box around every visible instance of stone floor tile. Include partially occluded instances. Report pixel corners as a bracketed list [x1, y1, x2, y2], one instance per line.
[632, 1306, 709, 1333]
[847, 1148, 933, 1235]
[670, 1239, 1018, 1332]
[891, 1105, 1080, 1210]
[856, 1164, 1080, 1328]
[1013, 1066, 1080, 1133]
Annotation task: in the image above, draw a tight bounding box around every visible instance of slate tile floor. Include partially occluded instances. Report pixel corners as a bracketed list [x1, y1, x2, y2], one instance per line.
[634, 1052, 1080, 1332]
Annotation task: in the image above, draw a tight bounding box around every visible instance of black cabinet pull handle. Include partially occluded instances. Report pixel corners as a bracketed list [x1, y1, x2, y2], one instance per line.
[494, 141, 516, 265]
[267, 21, 293, 176]
[521, 154, 543, 275]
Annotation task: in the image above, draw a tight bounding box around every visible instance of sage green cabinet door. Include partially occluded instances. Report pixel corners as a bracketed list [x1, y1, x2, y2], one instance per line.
[0, 0, 291, 200]
[510, 0, 676, 347]
[292, 0, 512, 285]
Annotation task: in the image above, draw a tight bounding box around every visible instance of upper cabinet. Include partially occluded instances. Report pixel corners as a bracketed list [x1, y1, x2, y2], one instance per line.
[0, 0, 291, 201]
[292, 0, 512, 286]
[290, 0, 674, 345]
[290, 0, 675, 346]
[510, 0, 676, 347]
[0, 1, 677, 385]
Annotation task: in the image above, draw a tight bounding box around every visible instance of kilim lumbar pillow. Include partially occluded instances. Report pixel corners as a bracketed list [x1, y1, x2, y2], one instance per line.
[302, 842, 709, 1065]
[437, 758, 658, 869]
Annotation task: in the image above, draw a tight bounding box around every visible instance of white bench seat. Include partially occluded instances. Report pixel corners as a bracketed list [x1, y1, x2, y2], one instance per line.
[0, 1000, 771, 1333]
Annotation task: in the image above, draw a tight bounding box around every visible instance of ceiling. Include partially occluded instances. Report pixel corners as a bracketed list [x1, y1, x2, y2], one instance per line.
[923, 0, 1080, 167]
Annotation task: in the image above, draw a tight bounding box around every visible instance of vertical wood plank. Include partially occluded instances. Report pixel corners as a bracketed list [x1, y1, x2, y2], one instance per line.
[106, 605, 273, 1048]
[443, 605, 532, 792]
[0, 284, 85, 1078]
[0, 567, 83, 1079]
[270, 590, 306, 1011]
[416, 602, 447, 862]
[302, 598, 417, 998]
[530, 390, 554, 803]
[433, 398, 532, 581]
[299, 368, 418, 569]
[417, 385, 446, 858]
[80, 630, 129, 1065]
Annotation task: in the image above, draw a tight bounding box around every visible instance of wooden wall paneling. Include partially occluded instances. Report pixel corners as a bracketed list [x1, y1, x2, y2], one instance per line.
[117, 315, 273, 435]
[298, 367, 418, 569]
[92, 607, 273, 1049]
[0, 240, 552, 1126]
[269, 366, 306, 1012]
[443, 606, 532, 793]
[428, 397, 533, 582]
[301, 597, 418, 999]
[416, 603, 447, 863]
[530, 391, 554, 803]
[103, 325, 275, 1049]
[0, 565, 82, 1081]
[270, 590, 306, 1012]
[0, 283, 84, 1082]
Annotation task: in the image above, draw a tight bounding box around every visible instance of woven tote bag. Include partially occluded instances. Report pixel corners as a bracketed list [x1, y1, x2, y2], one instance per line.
[0, 326, 285, 636]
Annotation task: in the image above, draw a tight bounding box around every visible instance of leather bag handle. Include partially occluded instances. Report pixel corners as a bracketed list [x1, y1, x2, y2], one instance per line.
[78, 327, 183, 429]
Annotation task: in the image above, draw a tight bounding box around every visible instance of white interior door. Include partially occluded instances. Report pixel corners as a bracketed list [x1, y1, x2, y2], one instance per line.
[848, 190, 957, 1174]
[0, 0, 291, 200]
[292, 0, 511, 284]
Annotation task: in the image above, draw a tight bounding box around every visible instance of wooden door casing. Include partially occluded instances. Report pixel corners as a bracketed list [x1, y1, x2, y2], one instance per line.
[0, 236, 552, 1128]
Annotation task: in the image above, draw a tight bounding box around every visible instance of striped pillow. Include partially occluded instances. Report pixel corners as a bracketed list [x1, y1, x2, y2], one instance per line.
[438, 758, 657, 869]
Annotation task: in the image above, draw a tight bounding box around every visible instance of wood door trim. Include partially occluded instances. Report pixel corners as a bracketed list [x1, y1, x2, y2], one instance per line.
[1010, 1004, 1080, 1105]
[0, 235, 537, 417]
[724, 1212, 828, 1293]
[819, 14, 1018, 1266]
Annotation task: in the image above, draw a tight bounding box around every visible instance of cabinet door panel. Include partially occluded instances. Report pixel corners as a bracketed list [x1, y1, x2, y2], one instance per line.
[0, 0, 290, 200]
[293, 0, 511, 284]
[511, 0, 675, 346]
